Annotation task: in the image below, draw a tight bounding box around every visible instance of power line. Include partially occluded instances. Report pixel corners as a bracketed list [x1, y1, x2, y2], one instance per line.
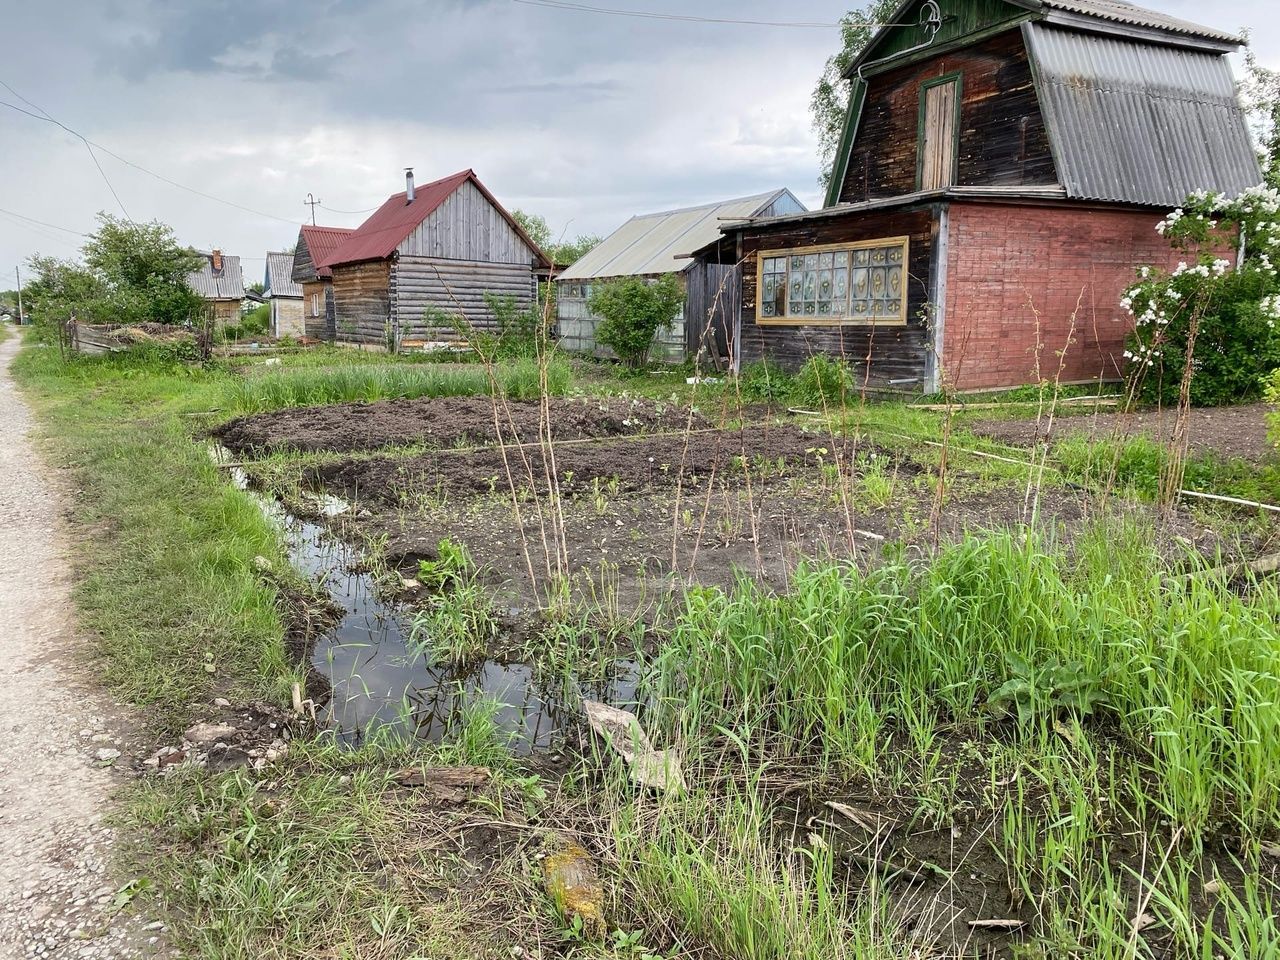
[0, 206, 88, 237]
[0, 83, 299, 226]
[0, 81, 132, 221]
[0, 209, 83, 249]
[318, 201, 380, 215]
[512, 0, 917, 28]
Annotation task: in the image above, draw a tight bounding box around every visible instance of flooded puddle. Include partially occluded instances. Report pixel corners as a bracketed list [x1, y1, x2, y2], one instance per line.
[211, 445, 642, 751]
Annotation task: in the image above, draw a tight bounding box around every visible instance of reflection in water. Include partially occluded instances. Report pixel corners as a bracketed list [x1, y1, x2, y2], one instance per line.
[271, 497, 641, 752]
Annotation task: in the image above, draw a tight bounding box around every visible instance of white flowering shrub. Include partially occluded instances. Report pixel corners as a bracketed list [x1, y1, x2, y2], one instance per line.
[1125, 185, 1280, 405]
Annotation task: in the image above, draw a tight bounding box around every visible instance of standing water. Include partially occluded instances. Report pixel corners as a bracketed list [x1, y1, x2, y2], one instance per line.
[212, 446, 641, 752]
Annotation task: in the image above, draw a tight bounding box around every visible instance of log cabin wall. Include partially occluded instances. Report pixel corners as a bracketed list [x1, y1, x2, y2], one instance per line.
[392, 256, 536, 340]
[331, 261, 391, 347]
[839, 29, 1055, 204]
[301, 280, 336, 340]
[736, 205, 939, 388]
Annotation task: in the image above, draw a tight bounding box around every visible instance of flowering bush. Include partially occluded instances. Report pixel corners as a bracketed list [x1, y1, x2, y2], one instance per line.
[1124, 185, 1280, 406]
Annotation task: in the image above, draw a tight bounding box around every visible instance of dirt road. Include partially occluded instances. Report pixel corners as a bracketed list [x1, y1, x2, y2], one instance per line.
[0, 331, 158, 959]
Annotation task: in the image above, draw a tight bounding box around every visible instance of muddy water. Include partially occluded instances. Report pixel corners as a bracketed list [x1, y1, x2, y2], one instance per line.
[214, 445, 641, 751]
[284, 514, 641, 751]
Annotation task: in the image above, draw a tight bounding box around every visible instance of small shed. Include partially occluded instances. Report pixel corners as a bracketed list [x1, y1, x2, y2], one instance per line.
[186, 250, 244, 325]
[704, 0, 1260, 392]
[555, 190, 805, 364]
[324, 169, 551, 350]
[264, 251, 304, 338]
[291, 225, 353, 341]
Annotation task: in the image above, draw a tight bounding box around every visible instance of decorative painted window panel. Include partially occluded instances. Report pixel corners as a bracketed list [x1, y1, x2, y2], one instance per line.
[757, 238, 908, 324]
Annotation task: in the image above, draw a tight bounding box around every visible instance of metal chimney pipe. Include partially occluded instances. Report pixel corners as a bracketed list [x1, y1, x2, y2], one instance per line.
[405, 168, 415, 203]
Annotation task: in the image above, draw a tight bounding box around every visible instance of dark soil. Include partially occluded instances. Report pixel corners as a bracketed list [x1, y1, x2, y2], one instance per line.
[312, 424, 846, 506]
[970, 403, 1275, 462]
[348, 472, 1234, 616]
[214, 395, 710, 456]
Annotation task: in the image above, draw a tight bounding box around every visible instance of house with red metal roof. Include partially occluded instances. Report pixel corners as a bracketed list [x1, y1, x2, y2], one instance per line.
[322, 169, 551, 350]
[291, 224, 354, 340]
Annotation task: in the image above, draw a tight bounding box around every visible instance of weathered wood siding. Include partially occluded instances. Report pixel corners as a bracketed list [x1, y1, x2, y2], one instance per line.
[686, 262, 740, 363]
[398, 180, 538, 265]
[392, 256, 536, 340]
[737, 205, 938, 388]
[839, 30, 1055, 203]
[332, 261, 391, 346]
[212, 299, 241, 326]
[302, 280, 337, 340]
[291, 231, 316, 284]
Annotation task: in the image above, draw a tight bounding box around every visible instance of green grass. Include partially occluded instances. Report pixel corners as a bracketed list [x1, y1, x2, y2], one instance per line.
[635, 525, 1280, 956]
[11, 341, 298, 732]
[227, 356, 571, 412]
[1055, 432, 1280, 506]
[122, 740, 525, 960]
[18, 329, 1280, 958]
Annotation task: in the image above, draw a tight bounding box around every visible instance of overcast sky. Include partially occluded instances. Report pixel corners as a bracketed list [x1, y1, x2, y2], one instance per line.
[1, 0, 1277, 285]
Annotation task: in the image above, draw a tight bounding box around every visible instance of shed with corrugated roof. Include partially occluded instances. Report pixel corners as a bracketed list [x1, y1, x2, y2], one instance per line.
[555, 190, 806, 364]
[264, 251, 304, 338]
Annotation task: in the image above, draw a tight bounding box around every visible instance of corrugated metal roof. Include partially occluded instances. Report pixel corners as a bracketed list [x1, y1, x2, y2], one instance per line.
[1035, 0, 1241, 45]
[1025, 22, 1261, 207]
[265, 252, 302, 299]
[557, 190, 803, 281]
[187, 252, 244, 300]
[301, 225, 354, 279]
[327, 169, 550, 268]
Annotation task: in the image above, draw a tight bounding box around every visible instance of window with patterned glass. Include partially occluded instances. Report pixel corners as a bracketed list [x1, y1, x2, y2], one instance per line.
[757, 237, 908, 324]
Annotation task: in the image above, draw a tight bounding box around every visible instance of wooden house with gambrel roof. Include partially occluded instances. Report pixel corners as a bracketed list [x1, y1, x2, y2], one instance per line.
[699, 0, 1260, 391]
[324, 169, 551, 350]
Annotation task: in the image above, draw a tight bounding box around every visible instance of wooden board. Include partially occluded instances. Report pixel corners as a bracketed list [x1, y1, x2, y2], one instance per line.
[839, 29, 1055, 204]
[734, 203, 938, 387]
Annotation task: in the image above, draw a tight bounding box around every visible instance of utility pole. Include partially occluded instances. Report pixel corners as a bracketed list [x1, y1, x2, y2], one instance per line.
[304, 193, 320, 226]
[15, 266, 24, 325]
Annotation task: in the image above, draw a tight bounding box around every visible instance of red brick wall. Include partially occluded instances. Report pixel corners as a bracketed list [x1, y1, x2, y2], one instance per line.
[943, 203, 1181, 391]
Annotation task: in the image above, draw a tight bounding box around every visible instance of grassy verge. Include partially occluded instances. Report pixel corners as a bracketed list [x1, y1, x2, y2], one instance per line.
[11, 340, 298, 734]
[227, 355, 571, 413]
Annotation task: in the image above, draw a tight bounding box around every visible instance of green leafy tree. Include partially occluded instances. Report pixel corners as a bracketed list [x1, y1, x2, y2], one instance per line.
[588, 274, 684, 369]
[1124, 186, 1280, 406]
[811, 0, 899, 190]
[512, 209, 601, 267]
[82, 213, 204, 324]
[1241, 40, 1280, 188]
[21, 256, 107, 326]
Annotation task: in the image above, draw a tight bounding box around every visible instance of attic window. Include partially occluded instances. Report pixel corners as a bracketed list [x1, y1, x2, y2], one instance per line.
[756, 237, 908, 325]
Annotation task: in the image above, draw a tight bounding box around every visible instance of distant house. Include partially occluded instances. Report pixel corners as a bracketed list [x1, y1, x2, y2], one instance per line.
[324, 169, 551, 350]
[264, 251, 304, 338]
[556, 190, 805, 364]
[291, 225, 353, 341]
[699, 0, 1261, 392]
[186, 250, 245, 325]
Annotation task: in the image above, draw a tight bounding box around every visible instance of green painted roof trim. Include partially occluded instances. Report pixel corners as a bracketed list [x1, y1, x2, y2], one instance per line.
[824, 77, 867, 208]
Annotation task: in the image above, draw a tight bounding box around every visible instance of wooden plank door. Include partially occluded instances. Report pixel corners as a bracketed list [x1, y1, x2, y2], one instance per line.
[919, 79, 959, 191]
